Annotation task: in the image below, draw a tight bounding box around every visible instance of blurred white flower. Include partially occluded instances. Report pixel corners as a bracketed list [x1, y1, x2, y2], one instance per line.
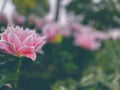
[108, 29, 120, 40]
[92, 0, 101, 4]
[0, 0, 15, 25]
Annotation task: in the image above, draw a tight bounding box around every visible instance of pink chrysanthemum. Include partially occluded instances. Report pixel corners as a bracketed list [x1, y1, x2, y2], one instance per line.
[0, 26, 46, 61]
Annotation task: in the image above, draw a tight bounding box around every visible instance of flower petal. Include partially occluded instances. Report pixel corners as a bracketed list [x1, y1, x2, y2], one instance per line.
[1, 33, 8, 41]
[33, 36, 46, 49]
[21, 29, 35, 41]
[0, 44, 9, 54]
[18, 46, 34, 54]
[18, 46, 36, 60]
[0, 41, 17, 55]
[22, 34, 33, 46]
[25, 53, 36, 61]
[8, 32, 21, 50]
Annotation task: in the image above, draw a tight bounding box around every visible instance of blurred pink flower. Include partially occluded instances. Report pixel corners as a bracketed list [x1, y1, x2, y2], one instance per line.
[70, 23, 82, 32]
[92, 31, 109, 40]
[28, 14, 44, 29]
[42, 23, 60, 43]
[70, 23, 108, 41]
[0, 26, 46, 61]
[71, 23, 108, 50]
[13, 13, 26, 25]
[60, 26, 72, 38]
[70, 23, 94, 35]
[74, 34, 100, 50]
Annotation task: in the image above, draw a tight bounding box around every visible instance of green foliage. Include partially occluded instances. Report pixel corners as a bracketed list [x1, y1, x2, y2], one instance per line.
[50, 40, 120, 90]
[80, 39, 120, 90]
[51, 78, 77, 90]
[13, 0, 49, 16]
[67, 0, 120, 30]
[0, 72, 19, 88]
[0, 54, 23, 89]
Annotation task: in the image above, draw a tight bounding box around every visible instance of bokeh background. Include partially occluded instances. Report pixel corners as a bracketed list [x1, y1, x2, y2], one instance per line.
[1, 0, 120, 90]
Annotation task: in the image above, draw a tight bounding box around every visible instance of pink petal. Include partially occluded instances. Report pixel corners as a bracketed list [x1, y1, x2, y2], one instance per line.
[0, 49, 8, 54]
[8, 32, 21, 50]
[22, 34, 33, 46]
[25, 53, 36, 61]
[18, 46, 34, 53]
[35, 41, 46, 50]
[1, 33, 8, 41]
[0, 45, 9, 54]
[18, 46, 36, 61]
[12, 26, 23, 39]
[33, 36, 46, 49]
[0, 41, 17, 55]
[17, 45, 34, 55]
[21, 29, 35, 41]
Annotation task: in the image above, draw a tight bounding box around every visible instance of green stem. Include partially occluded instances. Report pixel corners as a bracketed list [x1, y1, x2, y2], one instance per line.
[14, 58, 22, 89]
[16, 58, 22, 73]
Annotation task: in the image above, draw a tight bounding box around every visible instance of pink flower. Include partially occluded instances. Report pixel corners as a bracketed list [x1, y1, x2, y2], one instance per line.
[60, 26, 72, 38]
[13, 13, 26, 25]
[74, 34, 100, 50]
[42, 23, 60, 43]
[70, 23, 81, 31]
[28, 14, 44, 29]
[0, 26, 46, 61]
[92, 31, 109, 40]
[71, 23, 108, 50]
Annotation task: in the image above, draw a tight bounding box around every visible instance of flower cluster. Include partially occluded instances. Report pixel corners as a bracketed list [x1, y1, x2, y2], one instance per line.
[41, 22, 108, 50]
[1, 13, 120, 51]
